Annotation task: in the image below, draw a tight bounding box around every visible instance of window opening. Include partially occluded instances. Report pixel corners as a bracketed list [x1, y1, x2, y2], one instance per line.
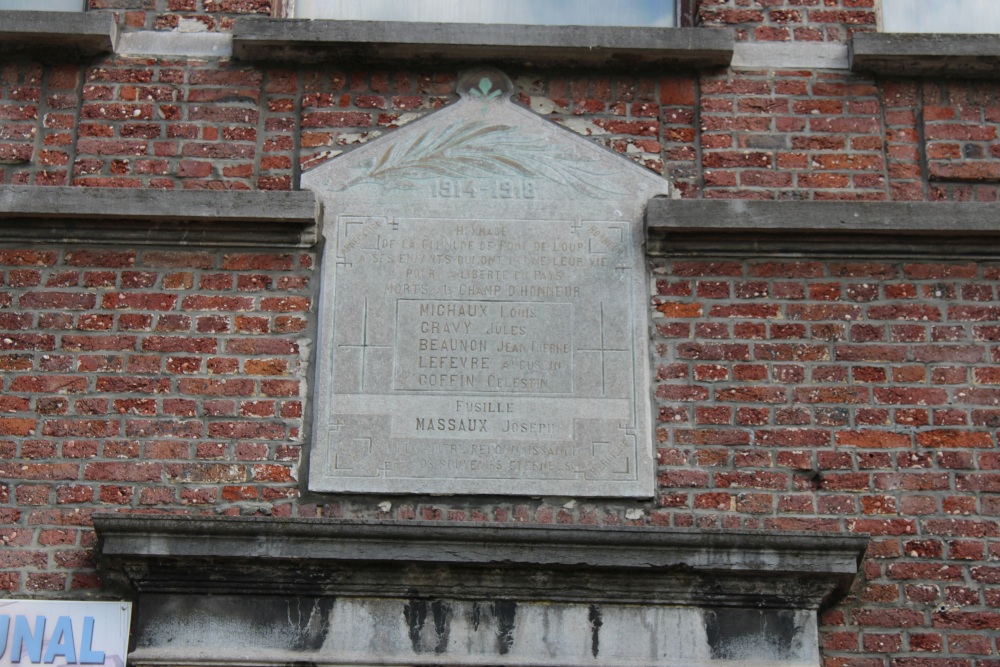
[881, 0, 1000, 33]
[290, 0, 677, 28]
[0, 0, 86, 10]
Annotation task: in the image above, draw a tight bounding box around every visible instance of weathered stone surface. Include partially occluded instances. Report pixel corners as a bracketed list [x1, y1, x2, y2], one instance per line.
[115, 30, 233, 58]
[0, 10, 117, 59]
[0, 186, 318, 247]
[130, 595, 819, 667]
[647, 199, 1000, 235]
[851, 32, 1000, 79]
[646, 199, 1000, 257]
[303, 69, 668, 497]
[0, 186, 316, 223]
[95, 515, 866, 667]
[232, 19, 735, 69]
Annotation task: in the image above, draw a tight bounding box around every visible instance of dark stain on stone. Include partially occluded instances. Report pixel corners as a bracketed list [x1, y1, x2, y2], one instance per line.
[289, 597, 335, 652]
[404, 599, 450, 654]
[471, 602, 482, 631]
[404, 599, 428, 652]
[430, 600, 451, 654]
[704, 608, 796, 660]
[491, 600, 517, 656]
[588, 604, 603, 658]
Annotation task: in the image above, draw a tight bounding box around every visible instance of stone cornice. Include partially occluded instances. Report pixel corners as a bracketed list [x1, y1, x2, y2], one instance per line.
[0, 186, 319, 248]
[647, 200, 1000, 256]
[232, 19, 735, 69]
[94, 514, 866, 610]
[0, 10, 117, 60]
[851, 33, 1000, 79]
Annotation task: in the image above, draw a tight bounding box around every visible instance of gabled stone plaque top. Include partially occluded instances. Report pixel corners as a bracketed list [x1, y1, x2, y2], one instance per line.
[303, 68, 669, 497]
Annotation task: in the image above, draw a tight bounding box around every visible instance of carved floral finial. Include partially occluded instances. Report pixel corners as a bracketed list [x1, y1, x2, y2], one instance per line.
[457, 66, 514, 104]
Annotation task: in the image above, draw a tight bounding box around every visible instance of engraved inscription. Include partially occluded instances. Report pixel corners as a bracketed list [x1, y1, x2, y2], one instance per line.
[325, 215, 639, 491]
[431, 178, 537, 199]
[388, 396, 573, 442]
[391, 439, 580, 478]
[394, 300, 573, 393]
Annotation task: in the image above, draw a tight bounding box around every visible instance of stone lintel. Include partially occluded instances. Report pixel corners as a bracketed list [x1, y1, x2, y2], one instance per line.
[851, 32, 1000, 78]
[0, 186, 319, 248]
[647, 199, 1000, 256]
[0, 10, 117, 60]
[94, 514, 865, 610]
[232, 18, 734, 69]
[115, 30, 233, 59]
[733, 42, 849, 70]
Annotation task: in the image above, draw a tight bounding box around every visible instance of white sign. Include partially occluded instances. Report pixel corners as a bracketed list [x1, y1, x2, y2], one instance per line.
[0, 601, 130, 667]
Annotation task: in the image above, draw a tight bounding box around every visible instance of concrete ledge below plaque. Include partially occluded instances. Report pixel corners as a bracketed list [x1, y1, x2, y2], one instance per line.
[647, 199, 1000, 256]
[95, 515, 866, 667]
[851, 33, 1000, 79]
[0, 11, 118, 60]
[232, 18, 735, 69]
[0, 186, 319, 248]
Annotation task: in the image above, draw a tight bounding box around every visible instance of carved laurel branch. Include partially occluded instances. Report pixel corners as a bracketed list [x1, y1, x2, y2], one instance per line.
[335, 120, 625, 198]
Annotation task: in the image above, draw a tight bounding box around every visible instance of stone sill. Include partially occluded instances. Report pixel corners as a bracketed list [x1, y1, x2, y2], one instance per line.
[0, 11, 117, 60]
[231, 18, 735, 69]
[851, 32, 1000, 78]
[0, 186, 319, 248]
[647, 200, 1000, 256]
[95, 514, 866, 609]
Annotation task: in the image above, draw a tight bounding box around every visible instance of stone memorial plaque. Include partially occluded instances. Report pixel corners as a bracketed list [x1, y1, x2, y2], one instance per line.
[303, 68, 669, 496]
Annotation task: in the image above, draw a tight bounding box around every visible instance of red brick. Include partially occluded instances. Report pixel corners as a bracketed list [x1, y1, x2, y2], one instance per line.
[917, 431, 994, 449]
[81, 462, 160, 482]
[208, 422, 285, 439]
[181, 295, 254, 311]
[19, 292, 96, 310]
[852, 608, 925, 627]
[142, 336, 217, 353]
[10, 376, 87, 393]
[141, 251, 214, 269]
[42, 419, 118, 438]
[657, 302, 703, 318]
[62, 335, 138, 351]
[874, 388, 949, 406]
[837, 430, 912, 449]
[220, 253, 294, 270]
[0, 250, 58, 266]
[101, 292, 178, 310]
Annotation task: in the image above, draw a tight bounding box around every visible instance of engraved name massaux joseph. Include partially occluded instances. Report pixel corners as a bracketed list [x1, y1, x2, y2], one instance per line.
[333, 77, 624, 198]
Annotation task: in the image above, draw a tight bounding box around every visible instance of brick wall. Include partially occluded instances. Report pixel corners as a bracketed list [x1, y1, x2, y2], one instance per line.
[698, 0, 879, 42]
[8, 61, 1000, 202]
[4, 1, 1000, 665]
[652, 257, 1000, 663]
[698, 69, 888, 200]
[0, 247, 310, 592]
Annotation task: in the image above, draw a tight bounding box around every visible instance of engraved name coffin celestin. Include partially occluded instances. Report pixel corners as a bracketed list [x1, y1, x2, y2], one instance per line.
[303, 68, 669, 497]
